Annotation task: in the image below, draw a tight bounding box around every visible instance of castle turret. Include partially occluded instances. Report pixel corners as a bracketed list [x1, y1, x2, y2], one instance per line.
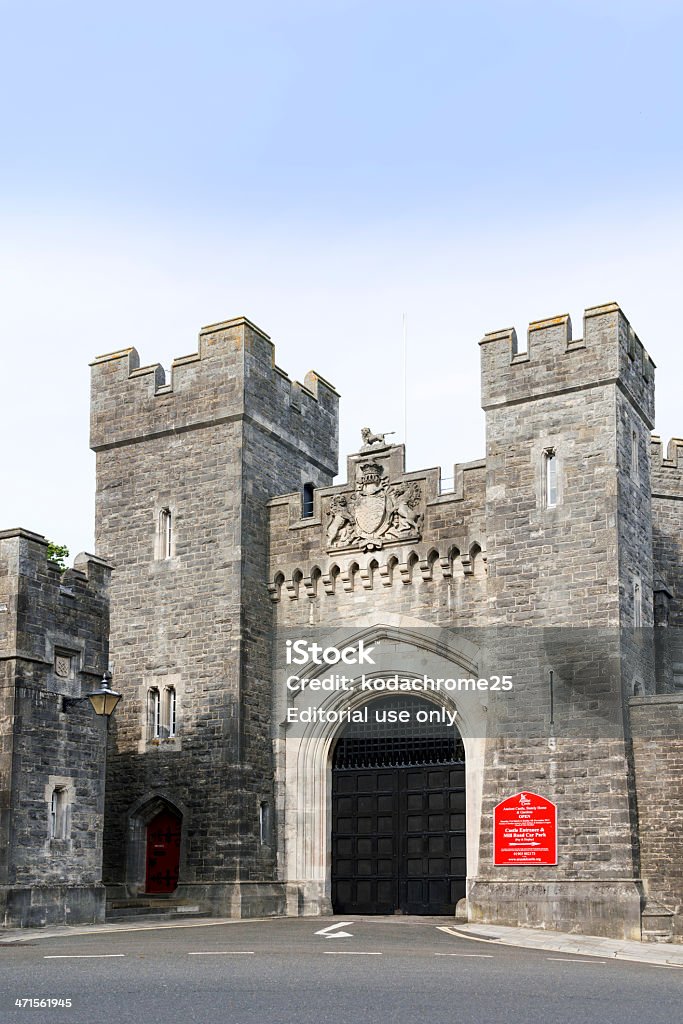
[91, 316, 338, 914]
[0, 529, 111, 926]
[469, 303, 656, 939]
[480, 302, 655, 632]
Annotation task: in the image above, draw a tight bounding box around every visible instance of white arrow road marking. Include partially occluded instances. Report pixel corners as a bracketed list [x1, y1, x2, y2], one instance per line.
[315, 921, 354, 938]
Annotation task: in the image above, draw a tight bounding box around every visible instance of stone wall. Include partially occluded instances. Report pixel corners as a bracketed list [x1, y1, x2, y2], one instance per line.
[630, 695, 683, 941]
[0, 529, 111, 927]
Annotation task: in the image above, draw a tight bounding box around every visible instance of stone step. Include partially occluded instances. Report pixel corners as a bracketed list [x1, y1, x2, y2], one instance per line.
[107, 897, 200, 910]
[105, 909, 206, 923]
[105, 898, 205, 922]
[642, 930, 674, 943]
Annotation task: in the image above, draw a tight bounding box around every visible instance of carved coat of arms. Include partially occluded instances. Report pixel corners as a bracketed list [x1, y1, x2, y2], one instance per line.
[326, 461, 423, 552]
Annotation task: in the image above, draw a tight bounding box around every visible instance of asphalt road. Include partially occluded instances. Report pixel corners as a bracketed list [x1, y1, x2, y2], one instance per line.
[1, 916, 680, 1024]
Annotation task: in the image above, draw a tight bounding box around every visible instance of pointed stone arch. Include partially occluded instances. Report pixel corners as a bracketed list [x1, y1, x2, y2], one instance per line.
[124, 792, 189, 897]
[277, 623, 487, 916]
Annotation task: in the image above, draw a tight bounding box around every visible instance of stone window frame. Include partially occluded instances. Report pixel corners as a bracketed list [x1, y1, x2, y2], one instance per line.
[633, 576, 643, 628]
[148, 686, 161, 740]
[44, 775, 75, 846]
[155, 506, 175, 561]
[259, 799, 272, 846]
[167, 685, 177, 737]
[542, 446, 558, 509]
[302, 482, 315, 519]
[140, 674, 183, 752]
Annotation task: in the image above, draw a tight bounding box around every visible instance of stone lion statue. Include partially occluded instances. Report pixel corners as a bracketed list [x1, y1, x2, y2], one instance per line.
[361, 427, 395, 448]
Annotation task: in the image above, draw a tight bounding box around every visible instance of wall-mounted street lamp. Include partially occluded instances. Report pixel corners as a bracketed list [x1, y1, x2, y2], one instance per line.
[64, 671, 122, 717]
[86, 671, 122, 717]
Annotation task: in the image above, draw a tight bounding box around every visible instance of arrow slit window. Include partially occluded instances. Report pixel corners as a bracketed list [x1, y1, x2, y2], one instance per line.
[157, 508, 173, 560]
[543, 448, 558, 508]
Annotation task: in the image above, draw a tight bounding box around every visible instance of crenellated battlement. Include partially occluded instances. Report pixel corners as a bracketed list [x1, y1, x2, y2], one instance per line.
[0, 528, 111, 680]
[90, 316, 339, 476]
[480, 302, 655, 427]
[651, 436, 683, 497]
[267, 443, 487, 601]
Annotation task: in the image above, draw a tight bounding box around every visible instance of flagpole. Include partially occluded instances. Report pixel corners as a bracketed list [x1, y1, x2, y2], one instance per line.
[402, 313, 407, 447]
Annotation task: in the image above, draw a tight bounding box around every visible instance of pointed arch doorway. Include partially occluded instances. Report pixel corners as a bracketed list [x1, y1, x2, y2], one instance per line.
[145, 807, 182, 894]
[331, 695, 466, 915]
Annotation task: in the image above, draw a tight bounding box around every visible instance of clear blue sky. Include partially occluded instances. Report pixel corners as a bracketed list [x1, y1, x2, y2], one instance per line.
[2, 1, 683, 558]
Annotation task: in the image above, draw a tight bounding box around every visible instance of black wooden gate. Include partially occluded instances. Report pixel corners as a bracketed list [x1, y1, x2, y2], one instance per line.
[331, 698, 466, 915]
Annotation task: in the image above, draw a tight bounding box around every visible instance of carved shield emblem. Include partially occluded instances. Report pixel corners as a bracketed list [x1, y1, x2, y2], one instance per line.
[355, 492, 386, 535]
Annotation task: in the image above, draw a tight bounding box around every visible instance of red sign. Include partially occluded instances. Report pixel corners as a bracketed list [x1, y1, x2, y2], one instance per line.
[494, 791, 557, 865]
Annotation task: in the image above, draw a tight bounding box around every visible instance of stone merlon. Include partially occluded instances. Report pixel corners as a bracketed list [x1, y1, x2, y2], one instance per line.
[479, 302, 656, 428]
[90, 316, 339, 476]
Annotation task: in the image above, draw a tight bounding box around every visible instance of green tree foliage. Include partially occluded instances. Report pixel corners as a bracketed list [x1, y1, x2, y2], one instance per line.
[46, 541, 69, 572]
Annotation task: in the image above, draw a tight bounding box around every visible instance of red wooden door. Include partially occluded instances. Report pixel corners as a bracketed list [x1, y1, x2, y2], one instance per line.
[145, 810, 181, 893]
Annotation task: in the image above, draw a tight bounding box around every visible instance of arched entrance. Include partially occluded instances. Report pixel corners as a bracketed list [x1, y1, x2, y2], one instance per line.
[124, 793, 187, 897]
[331, 695, 466, 915]
[145, 807, 182, 893]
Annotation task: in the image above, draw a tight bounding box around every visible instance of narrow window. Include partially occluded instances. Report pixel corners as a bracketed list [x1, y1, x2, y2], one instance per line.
[633, 579, 642, 628]
[149, 687, 161, 739]
[302, 482, 314, 518]
[50, 787, 68, 840]
[159, 508, 172, 559]
[543, 449, 557, 508]
[259, 801, 272, 845]
[167, 686, 177, 738]
[631, 429, 639, 481]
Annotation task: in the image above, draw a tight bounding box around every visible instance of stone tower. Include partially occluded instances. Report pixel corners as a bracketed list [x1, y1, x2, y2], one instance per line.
[0, 529, 111, 926]
[91, 317, 338, 915]
[470, 303, 656, 935]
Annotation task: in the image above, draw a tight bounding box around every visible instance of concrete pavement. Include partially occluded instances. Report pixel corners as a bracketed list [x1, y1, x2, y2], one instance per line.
[453, 922, 683, 968]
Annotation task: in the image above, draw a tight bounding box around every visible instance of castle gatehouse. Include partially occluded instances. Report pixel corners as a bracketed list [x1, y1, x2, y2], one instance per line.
[88, 304, 683, 941]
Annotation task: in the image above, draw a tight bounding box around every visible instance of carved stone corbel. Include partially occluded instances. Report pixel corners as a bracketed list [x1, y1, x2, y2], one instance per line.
[419, 559, 433, 581]
[378, 564, 393, 587]
[359, 568, 374, 590]
[398, 562, 412, 585]
[341, 569, 355, 592]
[439, 556, 453, 579]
